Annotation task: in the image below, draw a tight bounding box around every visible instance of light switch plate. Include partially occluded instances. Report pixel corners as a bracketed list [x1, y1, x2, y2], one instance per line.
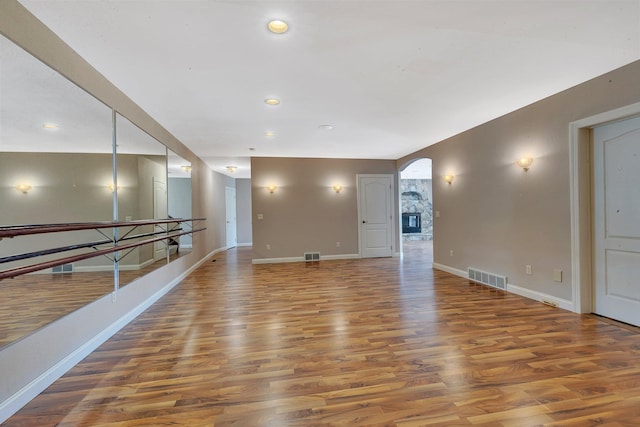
[553, 269, 563, 283]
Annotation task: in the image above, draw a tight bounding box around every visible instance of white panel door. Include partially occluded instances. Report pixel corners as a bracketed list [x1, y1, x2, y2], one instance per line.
[358, 175, 393, 258]
[593, 116, 640, 325]
[153, 177, 168, 261]
[225, 186, 237, 249]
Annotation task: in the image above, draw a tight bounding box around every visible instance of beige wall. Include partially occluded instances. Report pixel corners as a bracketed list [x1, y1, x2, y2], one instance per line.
[251, 157, 398, 261]
[399, 59, 640, 303]
[235, 178, 253, 245]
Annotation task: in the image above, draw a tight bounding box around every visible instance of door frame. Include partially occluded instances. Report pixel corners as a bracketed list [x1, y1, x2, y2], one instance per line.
[569, 101, 640, 313]
[225, 186, 237, 249]
[357, 173, 395, 258]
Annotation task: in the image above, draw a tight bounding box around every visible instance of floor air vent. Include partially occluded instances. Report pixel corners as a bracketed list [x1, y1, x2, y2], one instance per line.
[52, 264, 73, 273]
[468, 267, 507, 290]
[304, 252, 320, 262]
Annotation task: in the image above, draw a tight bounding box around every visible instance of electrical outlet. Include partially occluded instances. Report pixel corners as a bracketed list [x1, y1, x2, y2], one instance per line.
[266, 244, 271, 250]
[436, 211, 441, 218]
[336, 242, 341, 247]
[526, 265, 532, 275]
[449, 249, 454, 257]
[257, 213, 264, 220]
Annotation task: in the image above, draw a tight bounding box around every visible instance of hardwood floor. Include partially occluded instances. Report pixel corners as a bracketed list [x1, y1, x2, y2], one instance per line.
[0, 250, 189, 349]
[4, 244, 640, 426]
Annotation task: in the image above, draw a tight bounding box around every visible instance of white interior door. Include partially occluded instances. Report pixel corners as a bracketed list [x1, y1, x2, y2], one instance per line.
[153, 177, 168, 261]
[593, 115, 640, 325]
[358, 174, 393, 258]
[225, 186, 237, 249]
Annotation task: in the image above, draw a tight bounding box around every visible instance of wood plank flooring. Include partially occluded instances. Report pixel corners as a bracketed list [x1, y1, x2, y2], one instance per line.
[4, 242, 640, 426]
[0, 251, 189, 348]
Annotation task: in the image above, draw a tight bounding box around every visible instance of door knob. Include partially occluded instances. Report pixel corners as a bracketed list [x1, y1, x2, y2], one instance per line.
[362, 220, 366, 224]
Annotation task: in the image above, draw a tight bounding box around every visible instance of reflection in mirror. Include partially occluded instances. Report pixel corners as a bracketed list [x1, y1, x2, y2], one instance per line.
[115, 113, 168, 287]
[168, 151, 192, 260]
[0, 35, 114, 349]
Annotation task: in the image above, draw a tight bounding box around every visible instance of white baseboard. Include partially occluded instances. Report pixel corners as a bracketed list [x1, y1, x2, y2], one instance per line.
[237, 242, 252, 247]
[507, 284, 573, 311]
[252, 256, 304, 264]
[433, 263, 572, 311]
[0, 246, 224, 424]
[432, 263, 468, 278]
[74, 258, 155, 273]
[252, 253, 360, 264]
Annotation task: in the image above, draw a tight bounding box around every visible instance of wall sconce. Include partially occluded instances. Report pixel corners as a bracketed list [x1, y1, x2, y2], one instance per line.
[181, 165, 192, 173]
[332, 184, 343, 193]
[267, 185, 277, 194]
[226, 166, 237, 173]
[515, 157, 534, 171]
[16, 183, 32, 194]
[107, 183, 120, 192]
[443, 175, 454, 185]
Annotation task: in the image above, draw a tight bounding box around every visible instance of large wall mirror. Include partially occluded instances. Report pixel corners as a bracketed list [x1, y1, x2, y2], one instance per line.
[168, 150, 192, 259]
[0, 34, 192, 349]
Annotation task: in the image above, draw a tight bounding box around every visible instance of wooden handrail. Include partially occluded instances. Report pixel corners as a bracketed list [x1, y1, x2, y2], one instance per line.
[0, 227, 206, 280]
[0, 218, 205, 239]
[0, 227, 185, 265]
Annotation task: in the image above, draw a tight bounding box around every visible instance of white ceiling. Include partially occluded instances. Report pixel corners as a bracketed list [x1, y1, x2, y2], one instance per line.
[18, 0, 640, 179]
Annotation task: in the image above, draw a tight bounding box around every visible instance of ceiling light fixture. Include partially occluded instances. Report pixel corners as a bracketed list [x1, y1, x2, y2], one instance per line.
[264, 98, 280, 106]
[226, 166, 237, 173]
[267, 20, 289, 34]
[42, 123, 59, 130]
[181, 165, 192, 173]
[264, 131, 275, 137]
[319, 124, 333, 130]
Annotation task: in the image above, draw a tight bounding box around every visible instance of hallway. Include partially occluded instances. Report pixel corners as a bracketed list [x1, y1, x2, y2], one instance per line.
[4, 247, 640, 426]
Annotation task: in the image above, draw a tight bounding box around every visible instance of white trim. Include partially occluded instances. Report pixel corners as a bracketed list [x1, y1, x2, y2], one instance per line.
[0, 246, 224, 423]
[432, 263, 467, 278]
[237, 243, 252, 247]
[73, 258, 155, 273]
[252, 253, 361, 265]
[507, 284, 573, 311]
[253, 257, 303, 264]
[569, 102, 640, 313]
[433, 263, 572, 311]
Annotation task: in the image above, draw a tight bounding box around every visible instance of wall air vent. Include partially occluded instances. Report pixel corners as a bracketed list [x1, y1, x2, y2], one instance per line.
[52, 264, 73, 273]
[304, 252, 320, 262]
[468, 267, 506, 290]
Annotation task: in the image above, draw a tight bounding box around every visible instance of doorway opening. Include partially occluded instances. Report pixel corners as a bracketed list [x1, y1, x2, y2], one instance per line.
[399, 159, 433, 264]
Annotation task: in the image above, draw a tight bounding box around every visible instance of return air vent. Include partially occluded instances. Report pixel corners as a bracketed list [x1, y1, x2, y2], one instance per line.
[468, 267, 507, 290]
[52, 264, 73, 273]
[304, 252, 320, 262]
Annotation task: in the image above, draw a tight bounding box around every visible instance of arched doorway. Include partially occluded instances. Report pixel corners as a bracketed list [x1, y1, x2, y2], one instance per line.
[399, 159, 433, 263]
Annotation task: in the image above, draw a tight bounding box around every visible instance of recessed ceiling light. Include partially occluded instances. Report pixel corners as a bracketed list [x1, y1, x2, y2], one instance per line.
[226, 166, 238, 173]
[42, 123, 59, 130]
[318, 124, 334, 130]
[267, 20, 288, 34]
[264, 131, 275, 137]
[264, 98, 280, 106]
